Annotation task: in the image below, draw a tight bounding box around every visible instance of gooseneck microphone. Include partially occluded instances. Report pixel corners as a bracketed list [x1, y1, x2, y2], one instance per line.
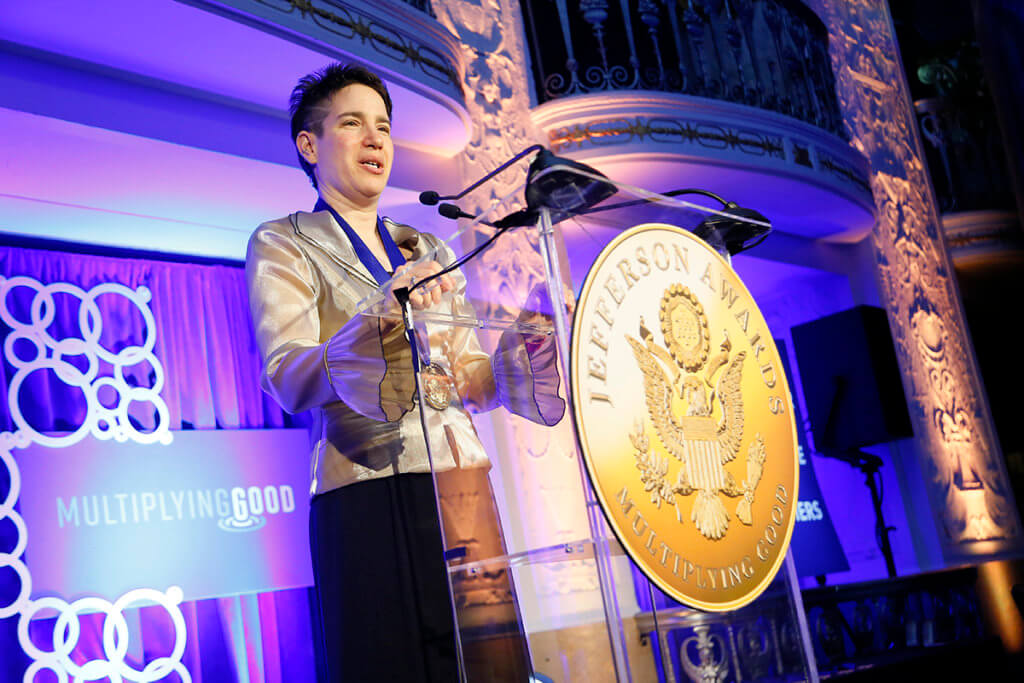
[437, 203, 476, 221]
[418, 144, 544, 210]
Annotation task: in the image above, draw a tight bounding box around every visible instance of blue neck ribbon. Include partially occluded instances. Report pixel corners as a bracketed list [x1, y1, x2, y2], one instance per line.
[314, 198, 407, 285]
[314, 198, 427, 368]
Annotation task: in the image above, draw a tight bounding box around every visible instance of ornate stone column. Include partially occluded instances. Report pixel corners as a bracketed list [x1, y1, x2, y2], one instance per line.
[818, 0, 1022, 556]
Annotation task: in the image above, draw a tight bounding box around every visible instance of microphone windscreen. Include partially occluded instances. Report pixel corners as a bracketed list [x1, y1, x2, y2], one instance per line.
[419, 190, 440, 206]
[438, 203, 464, 219]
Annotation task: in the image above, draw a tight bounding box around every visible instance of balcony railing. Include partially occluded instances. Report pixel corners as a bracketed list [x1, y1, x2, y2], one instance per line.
[522, 0, 846, 139]
[635, 567, 991, 680]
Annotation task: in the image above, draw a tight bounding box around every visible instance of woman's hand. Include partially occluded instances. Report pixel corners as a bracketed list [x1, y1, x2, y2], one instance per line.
[391, 260, 455, 309]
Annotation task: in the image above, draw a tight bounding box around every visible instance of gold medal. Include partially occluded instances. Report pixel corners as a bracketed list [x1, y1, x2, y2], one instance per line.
[570, 224, 799, 612]
[421, 363, 454, 411]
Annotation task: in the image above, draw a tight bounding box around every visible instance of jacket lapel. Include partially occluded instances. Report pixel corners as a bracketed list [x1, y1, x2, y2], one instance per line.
[292, 210, 377, 287]
[382, 218, 423, 259]
[293, 210, 427, 286]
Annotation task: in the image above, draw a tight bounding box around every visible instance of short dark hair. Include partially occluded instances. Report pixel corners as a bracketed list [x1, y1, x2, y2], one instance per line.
[289, 63, 393, 188]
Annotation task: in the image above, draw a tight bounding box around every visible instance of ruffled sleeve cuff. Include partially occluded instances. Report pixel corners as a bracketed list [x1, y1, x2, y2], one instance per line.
[492, 328, 566, 427]
[324, 314, 415, 422]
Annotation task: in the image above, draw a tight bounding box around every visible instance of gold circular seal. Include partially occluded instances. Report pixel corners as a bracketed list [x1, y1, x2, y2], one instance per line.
[660, 285, 709, 372]
[570, 224, 799, 612]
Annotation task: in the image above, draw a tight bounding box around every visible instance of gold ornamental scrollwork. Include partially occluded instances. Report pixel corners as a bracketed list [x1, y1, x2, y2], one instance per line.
[571, 224, 798, 611]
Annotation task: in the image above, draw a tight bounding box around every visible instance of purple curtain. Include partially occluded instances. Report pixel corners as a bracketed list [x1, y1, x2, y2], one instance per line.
[0, 243, 315, 682]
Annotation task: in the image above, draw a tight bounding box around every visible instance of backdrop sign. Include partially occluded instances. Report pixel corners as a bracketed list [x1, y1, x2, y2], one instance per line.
[776, 341, 849, 577]
[18, 429, 313, 605]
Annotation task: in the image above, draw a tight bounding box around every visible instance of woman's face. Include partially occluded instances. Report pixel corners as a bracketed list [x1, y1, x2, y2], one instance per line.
[299, 83, 394, 209]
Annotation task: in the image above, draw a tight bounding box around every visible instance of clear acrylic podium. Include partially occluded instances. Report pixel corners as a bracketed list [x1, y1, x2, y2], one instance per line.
[358, 167, 819, 683]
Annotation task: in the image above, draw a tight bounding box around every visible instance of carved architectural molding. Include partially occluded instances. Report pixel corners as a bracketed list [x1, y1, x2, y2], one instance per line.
[820, 0, 1022, 552]
[433, 0, 547, 215]
[532, 91, 873, 203]
[213, 0, 463, 95]
[941, 210, 1023, 264]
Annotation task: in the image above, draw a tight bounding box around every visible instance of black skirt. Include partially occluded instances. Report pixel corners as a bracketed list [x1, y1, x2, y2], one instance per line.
[309, 474, 458, 683]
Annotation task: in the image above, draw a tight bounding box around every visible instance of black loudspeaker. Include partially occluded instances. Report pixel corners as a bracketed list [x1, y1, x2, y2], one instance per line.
[791, 305, 913, 450]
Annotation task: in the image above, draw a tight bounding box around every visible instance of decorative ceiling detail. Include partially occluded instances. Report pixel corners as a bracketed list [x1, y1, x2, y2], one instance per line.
[548, 116, 786, 160]
[246, 0, 461, 89]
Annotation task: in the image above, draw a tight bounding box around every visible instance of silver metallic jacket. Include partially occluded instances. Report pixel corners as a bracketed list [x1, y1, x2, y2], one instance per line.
[246, 209, 563, 496]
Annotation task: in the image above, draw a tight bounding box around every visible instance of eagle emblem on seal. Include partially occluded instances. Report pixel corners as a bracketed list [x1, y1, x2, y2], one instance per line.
[626, 284, 767, 540]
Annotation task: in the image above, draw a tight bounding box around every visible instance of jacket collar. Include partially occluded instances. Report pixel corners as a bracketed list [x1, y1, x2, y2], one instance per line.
[292, 209, 423, 285]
